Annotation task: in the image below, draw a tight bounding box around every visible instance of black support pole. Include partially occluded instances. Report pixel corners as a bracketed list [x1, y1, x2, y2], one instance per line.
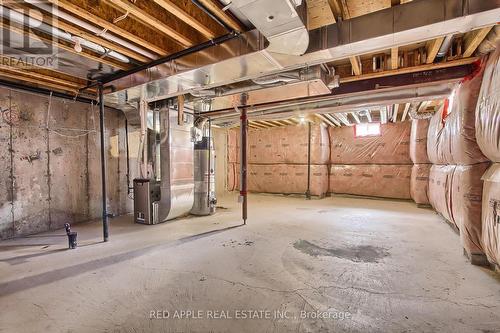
[99, 83, 109, 242]
[240, 93, 248, 225]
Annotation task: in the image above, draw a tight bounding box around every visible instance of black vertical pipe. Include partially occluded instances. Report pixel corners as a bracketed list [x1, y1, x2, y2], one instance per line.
[240, 93, 248, 225]
[99, 83, 109, 242]
[306, 121, 311, 200]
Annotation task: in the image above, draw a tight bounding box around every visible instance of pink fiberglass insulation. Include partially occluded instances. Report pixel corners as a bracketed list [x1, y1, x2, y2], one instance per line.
[452, 163, 490, 256]
[481, 163, 500, 266]
[248, 124, 330, 164]
[428, 165, 456, 226]
[427, 59, 488, 165]
[476, 46, 500, 162]
[328, 164, 412, 199]
[226, 163, 329, 196]
[227, 124, 330, 165]
[411, 164, 432, 205]
[410, 118, 430, 164]
[329, 122, 411, 165]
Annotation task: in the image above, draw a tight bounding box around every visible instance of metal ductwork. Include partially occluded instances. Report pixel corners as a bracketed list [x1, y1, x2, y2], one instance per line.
[230, 0, 309, 56]
[188, 65, 332, 111]
[210, 81, 458, 126]
[133, 105, 194, 224]
[105, 0, 500, 110]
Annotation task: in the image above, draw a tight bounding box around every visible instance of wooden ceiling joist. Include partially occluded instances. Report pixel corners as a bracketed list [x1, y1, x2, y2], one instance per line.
[349, 56, 362, 75]
[195, 0, 245, 32]
[0, 20, 131, 71]
[392, 104, 399, 122]
[153, 0, 217, 39]
[4, 2, 150, 63]
[316, 114, 335, 127]
[325, 114, 341, 126]
[463, 26, 494, 58]
[365, 110, 372, 122]
[340, 56, 479, 83]
[350, 112, 360, 124]
[391, 47, 399, 69]
[104, 0, 194, 47]
[426, 37, 445, 64]
[335, 113, 350, 126]
[307, 0, 336, 30]
[0, 65, 82, 89]
[46, 0, 169, 56]
[401, 103, 410, 121]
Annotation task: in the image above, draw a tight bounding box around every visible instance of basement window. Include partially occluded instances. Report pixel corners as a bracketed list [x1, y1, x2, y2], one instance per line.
[354, 123, 381, 138]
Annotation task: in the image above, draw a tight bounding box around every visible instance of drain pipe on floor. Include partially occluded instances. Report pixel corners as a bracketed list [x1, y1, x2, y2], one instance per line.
[240, 93, 249, 225]
[99, 83, 109, 242]
[306, 121, 311, 200]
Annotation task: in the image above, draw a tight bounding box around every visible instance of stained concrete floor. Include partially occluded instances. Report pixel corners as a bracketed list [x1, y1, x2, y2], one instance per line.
[0, 194, 499, 333]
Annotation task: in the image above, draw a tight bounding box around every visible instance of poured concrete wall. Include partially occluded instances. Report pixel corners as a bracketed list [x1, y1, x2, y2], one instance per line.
[0, 87, 133, 239]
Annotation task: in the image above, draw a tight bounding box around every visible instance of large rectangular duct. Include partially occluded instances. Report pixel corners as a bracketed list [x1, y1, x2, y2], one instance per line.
[105, 0, 500, 109]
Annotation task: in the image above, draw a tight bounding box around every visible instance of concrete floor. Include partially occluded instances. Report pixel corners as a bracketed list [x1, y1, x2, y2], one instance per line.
[0, 194, 499, 333]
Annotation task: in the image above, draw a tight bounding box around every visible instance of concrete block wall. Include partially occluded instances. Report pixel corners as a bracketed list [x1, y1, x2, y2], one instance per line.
[0, 87, 134, 239]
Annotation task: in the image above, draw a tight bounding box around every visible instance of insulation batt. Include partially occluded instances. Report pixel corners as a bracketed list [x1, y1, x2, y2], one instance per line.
[453, 163, 490, 256]
[476, 45, 500, 162]
[248, 124, 330, 164]
[329, 164, 412, 199]
[410, 118, 430, 164]
[227, 124, 330, 165]
[227, 163, 329, 196]
[228, 128, 239, 163]
[410, 164, 431, 205]
[481, 163, 500, 266]
[330, 122, 411, 165]
[427, 61, 488, 165]
[428, 165, 456, 227]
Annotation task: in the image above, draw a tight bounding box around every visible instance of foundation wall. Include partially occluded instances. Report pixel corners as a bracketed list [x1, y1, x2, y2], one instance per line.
[0, 87, 133, 239]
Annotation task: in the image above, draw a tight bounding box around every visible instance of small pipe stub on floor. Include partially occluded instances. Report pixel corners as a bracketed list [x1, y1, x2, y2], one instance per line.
[64, 223, 77, 249]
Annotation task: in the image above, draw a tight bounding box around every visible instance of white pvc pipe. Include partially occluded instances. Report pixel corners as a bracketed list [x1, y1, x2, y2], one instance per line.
[25, 0, 157, 60]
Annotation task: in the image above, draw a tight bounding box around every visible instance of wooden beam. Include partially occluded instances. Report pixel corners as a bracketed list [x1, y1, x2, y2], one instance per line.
[401, 103, 410, 121]
[327, 0, 344, 19]
[325, 114, 341, 126]
[463, 26, 494, 58]
[426, 37, 445, 64]
[0, 70, 81, 93]
[46, 0, 168, 56]
[249, 121, 267, 129]
[153, 0, 217, 39]
[351, 112, 360, 124]
[350, 56, 362, 75]
[365, 110, 372, 122]
[317, 114, 335, 127]
[195, 0, 245, 32]
[4, 2, 150, 63]
[391, 47, 399, 70]
[103, 0, 194, 47]
[0, 65, 81, 88]
[392, 104, 399, 122]
[336, 113, 350, 126]
[307, 0, 336, 30]
[0, 20, 130, 71]
[380, 107, 388, 124]
[340, 56, 479, 83]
